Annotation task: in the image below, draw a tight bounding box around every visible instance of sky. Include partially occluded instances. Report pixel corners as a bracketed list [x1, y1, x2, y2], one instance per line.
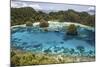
[11, 0, 95, 13]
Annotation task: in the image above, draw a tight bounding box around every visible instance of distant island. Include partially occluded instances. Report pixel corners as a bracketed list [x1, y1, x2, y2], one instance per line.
[11, 7, 95, 27]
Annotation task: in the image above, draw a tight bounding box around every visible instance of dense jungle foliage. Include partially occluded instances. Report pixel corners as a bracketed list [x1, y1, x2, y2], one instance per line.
[11, 7, 95, 27]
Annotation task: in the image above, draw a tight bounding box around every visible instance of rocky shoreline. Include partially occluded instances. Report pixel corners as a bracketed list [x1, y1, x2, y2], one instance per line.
[11, 21, 95, 31]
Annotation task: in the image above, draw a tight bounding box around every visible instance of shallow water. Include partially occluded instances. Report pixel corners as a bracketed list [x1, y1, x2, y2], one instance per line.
[11, 26, 95, 55]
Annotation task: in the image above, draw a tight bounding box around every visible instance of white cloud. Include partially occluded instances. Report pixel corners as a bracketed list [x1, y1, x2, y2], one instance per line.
[88, 7, 95, 11]
[11, 1, 42, 10]
[49, 7, 54, 10]
[17, 0, 95, 5]
[28, 4, 42, 10]
[11, 1, 21, 8]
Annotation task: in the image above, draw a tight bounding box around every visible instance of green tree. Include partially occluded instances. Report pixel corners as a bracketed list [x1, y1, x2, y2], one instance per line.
[66, 24, 78, 35]
[11, 55, 20, 66]
[11, 7, 95, 27]
[66, 10, 80, 22]
[26, 21, 33, 26]
[39, 19, 49, 27]
[11, 51, 16, 57]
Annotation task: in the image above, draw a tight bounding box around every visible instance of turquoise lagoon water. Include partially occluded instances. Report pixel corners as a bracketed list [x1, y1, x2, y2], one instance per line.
[11, 26, 95, 56]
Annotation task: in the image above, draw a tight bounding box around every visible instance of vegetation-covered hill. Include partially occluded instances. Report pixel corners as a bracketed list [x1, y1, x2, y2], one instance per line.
[11, 7, 95, 27]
